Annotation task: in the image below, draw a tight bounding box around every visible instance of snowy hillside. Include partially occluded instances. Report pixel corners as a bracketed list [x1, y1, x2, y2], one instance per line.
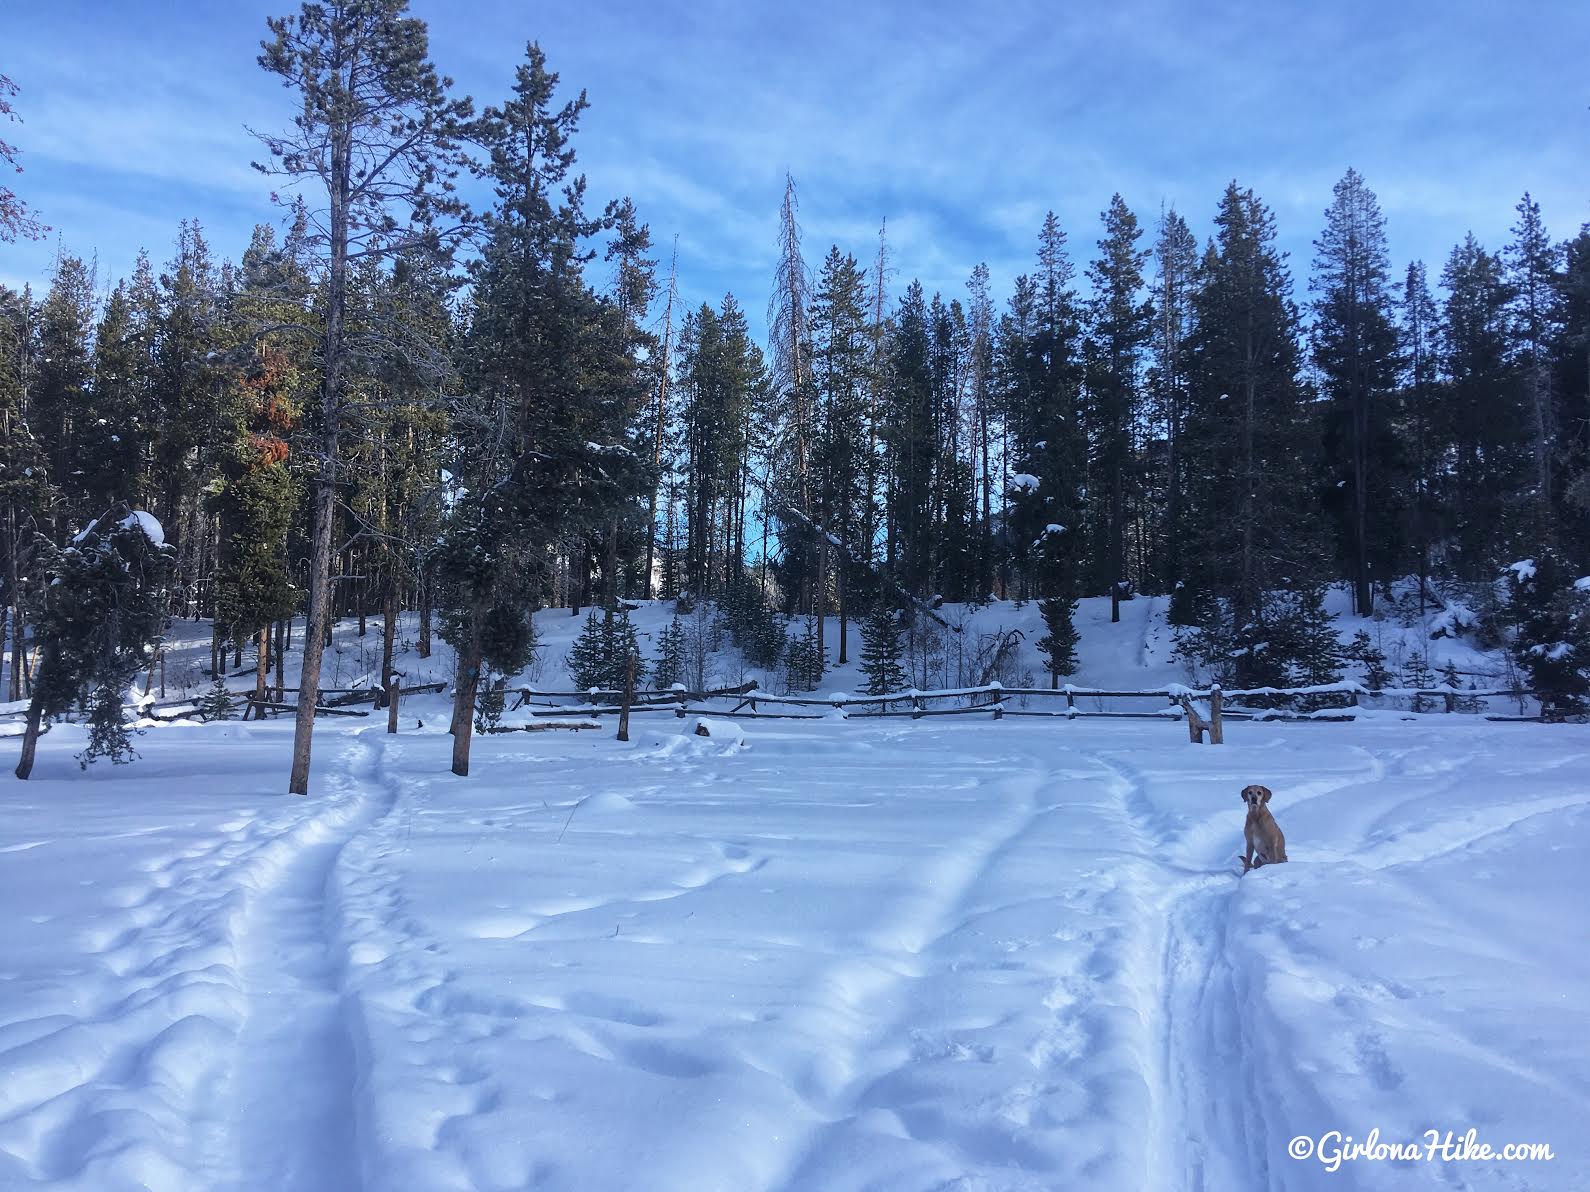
[140, 586, 1519, 713]
[2, 599, 1584, 1190]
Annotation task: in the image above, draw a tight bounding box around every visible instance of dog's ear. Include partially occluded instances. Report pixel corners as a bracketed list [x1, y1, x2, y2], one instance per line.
[1260, 786, 1273, 804]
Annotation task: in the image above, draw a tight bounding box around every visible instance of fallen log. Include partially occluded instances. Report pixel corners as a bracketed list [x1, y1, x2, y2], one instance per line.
[244, 699, 370, 718]
[483, 721, 602, 733]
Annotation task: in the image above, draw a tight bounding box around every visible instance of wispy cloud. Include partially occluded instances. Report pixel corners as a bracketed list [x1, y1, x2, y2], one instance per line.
[4, 0, 1586, 340]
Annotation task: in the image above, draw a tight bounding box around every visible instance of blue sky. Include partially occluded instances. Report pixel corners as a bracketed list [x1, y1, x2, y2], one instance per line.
[3, 0, 1587, 341]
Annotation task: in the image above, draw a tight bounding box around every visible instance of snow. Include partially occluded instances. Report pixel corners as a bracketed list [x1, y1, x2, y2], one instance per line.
[3, 596, 1586, 1189]
[1507, 559, 1536, 582]
[1575, 576, 1590, 593]
[1427, 601, 1475, 639]
[4, 711, 1587, 1189]
[1008, 473, 1040, 492]
[121, 510, 165, 546]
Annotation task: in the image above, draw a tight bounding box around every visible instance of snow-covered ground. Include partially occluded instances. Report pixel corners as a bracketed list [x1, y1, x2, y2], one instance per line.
[2, 600, 1585, 1190]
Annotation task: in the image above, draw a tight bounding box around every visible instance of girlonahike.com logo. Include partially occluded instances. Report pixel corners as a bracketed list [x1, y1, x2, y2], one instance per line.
[1289, 1128, 1554, 1173]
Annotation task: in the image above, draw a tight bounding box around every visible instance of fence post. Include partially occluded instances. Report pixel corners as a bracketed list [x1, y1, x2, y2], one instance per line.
[386, 676, 400, 734]
[1210, 685, 1224, 745]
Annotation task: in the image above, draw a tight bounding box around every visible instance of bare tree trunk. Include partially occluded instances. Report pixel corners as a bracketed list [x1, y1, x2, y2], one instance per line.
[254, 625, 270, 720]
[6, 502, 22, 702]
[617, 650, 635, 742]
[837, 539, 849, 665]
[815, 541, 826, 656]
[1110, 466, 1123, 624]
[417, 567, 432, 658]
[605, 513, 621, 607]
[289, 156, 347, 793]
[14, 691, 46, 780]
[274, 619, 286, 702]
[449, 610, 484, 777]
[381, 579, 398, 698]
[644, 244, 677, 598]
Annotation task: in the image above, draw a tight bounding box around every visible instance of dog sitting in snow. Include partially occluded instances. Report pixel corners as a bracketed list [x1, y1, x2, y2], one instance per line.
[1239, 784, 1288, 873]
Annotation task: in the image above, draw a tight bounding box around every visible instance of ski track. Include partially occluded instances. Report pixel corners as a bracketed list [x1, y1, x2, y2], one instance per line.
[1088, 746, 1384, 1192]
[764, 764, 1049, 1191]
[6, 714, 1587, 1190]
[0, 734, 391, 1190]
[215, 730, 397, 1192]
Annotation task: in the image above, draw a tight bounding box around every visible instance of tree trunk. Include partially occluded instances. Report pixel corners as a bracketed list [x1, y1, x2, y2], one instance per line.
[605, 513, 621, 607]
[617, 650, 635, 742]
[836, 540, 849, 665]
[449, 611, 484, 777]
[14, 691, 46, 780]
[291, 460, 337, 793]
[417, 568, 432, 658]
[6, 502, 22, 702]
[254, 625, 270, 721]
[380, 579, 398, 700]
[644, 248, 677, 598]
[274, 619, 287, 702]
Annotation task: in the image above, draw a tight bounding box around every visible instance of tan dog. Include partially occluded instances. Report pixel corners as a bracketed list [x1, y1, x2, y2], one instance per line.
[1239, 784, 1288, 873]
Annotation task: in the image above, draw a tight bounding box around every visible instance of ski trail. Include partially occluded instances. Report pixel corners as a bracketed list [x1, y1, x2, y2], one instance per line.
[217, 731, 394, 1192]
[1081, 748, 1283, 1192]
[765, 766, 1046, 1191]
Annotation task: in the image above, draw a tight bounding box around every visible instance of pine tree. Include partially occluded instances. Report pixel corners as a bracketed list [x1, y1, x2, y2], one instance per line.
[83, 283, 147, 511]
[1311, 169, 1401, 615]
[1346, 629, 1393, 690]
[1440, 659, 1481, 713]
[15, 510, 173, 778]
[197, 676, 237, 722]
[1506, 554, 1590, 719]
[1000, 214, 1084, 603]
[213, 225, 306, 717]
[1036, 596, 1079, 688]
[153, 220, 224, 615]
[1441, 236, 1527, 576]
[1178, 183, 1319, 684]
[1, 284, 52, 704]
[784, 617, 825, 692]
[858, 602, 907, 696]
[474, 676, 506, 734]
[31, 254, 96, 527]
[1556, 224, 1590, 565]
[677, 298, 764, 597]
[653, 615, 687, 689]
[1150, 208, 1199, 601]
[809, 246, 870, 652]
[256, 0, 472, 794]
[1397, 260, 1441, 607]
[565, 606, 647, 692]
[440, 42, 645, 775]
[1402, 650, 1436, 711]
[884, 282, 938, 595]
[1084, 194, 1153, 621]
[567, 610, 608, 692]
[1505, 194, 1562, 544]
